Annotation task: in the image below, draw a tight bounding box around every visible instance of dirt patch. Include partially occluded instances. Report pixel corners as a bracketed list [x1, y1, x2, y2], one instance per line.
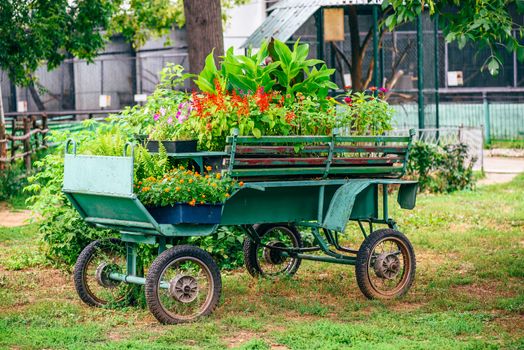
[0, 202, 32, 227]
[224, 330, 256, 348]
[478, 173, 519, 185]
[452, 282, 516, 299]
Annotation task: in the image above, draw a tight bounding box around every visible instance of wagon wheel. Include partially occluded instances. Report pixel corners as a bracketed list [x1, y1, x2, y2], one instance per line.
[145, 245, 221, 324]
[355, 229, 416, 299]
[243, 224, 303, 278]
[74, 238, 132, 307]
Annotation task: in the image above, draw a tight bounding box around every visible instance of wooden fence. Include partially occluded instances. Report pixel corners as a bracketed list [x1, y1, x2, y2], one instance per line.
[0, 109, 121, 173]
[0, 115, 49, 172]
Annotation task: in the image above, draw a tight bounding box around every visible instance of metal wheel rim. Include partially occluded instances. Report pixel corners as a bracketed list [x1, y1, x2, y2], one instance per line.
[256, 226, 299, 276]
[83, 243, 128, 305]
[156, 256, 214, 321]
[366, 236, 412, 297]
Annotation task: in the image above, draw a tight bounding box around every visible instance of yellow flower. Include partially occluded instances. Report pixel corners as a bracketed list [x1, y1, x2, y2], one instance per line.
[225, 193, 230, 198]
[179, 165, 185, 170]
[179, 179, 184, 184]
[215, 173, 221, 179]
[164, 188, 170, 193]
[189, 179, 193, 184]
[201, 194, 206, 198]
[175, 186, 181, 191]
[212, 183, 217, 187]
[206, 166, 212, 172]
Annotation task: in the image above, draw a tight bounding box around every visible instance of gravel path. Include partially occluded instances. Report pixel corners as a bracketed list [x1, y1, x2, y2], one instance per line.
[478, 156, 524, 185]
[0, 203, 32, 227]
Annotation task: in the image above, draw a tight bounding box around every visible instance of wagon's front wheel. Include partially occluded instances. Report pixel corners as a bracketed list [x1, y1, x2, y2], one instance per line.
[145, 245, 221, 324]
[355, 229, 416, 299]
[74, 238, 131, 307]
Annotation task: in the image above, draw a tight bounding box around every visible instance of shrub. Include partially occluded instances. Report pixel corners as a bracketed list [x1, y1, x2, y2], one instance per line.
[0, 164, 27, 201]
[407, 141, 476, 193]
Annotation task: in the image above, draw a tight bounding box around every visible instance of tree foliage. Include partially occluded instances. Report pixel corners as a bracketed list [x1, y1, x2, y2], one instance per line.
[383, 0, 524, 75]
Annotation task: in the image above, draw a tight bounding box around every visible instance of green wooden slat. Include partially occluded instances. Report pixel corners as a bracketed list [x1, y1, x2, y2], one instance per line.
[231, 166, 404, 177]
[226, 135, 332, 144]
[335, 136, 411, 142]
[226, 135, 411, 144]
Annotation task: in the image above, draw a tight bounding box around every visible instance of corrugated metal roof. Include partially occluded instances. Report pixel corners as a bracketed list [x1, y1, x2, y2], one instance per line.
[270, 0, 382, 11]
[243, 0, 382, 48]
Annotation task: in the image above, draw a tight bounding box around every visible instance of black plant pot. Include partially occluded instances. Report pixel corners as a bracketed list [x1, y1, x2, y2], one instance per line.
[146, 140, 197, 153]
[147, 203, 223, 224]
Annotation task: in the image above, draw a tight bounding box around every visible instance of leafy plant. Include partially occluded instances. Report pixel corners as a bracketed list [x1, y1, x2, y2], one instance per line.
[335, 88, 394, 135]
[195, 39, 338, 103]
[137, 166, 239, 207]
[407, 141, 476, 193]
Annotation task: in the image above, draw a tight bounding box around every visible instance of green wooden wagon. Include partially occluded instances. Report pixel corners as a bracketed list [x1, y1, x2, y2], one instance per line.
[64, 129, 419, 324]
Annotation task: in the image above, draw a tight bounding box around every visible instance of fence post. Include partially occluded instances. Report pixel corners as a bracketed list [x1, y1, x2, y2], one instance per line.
[42, 114, 48, 148]
[23, 117, 31, 173]
[483, 92, 491, 145]
[0, 122, 6, 171]
[11, 118, 16, 164]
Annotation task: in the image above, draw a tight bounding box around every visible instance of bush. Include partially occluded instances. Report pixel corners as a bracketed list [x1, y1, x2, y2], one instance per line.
[0, 163, 28, 201]
[407, 141, 476, 193]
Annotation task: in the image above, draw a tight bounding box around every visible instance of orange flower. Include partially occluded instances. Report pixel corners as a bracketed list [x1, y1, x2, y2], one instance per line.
[225, 193, 230, 198]
[205, 175, 210, 179]
[201, 194, 206, 198]
[189, 178, 193, 184]
[179, 179, 184, 184]
[179, 165, 185, 170]
[200, 201, 205, 204]
[175, 186, 181, 191]
[239, 181, 244, 187]
[206, 166, 212, 172]
[164, 188, 170, 193]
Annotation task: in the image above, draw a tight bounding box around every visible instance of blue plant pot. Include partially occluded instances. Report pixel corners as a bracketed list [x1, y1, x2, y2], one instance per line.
[147, 203, 223, 224]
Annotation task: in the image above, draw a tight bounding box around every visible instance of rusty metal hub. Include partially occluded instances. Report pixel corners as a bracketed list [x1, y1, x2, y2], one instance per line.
[95, 262, 121, 288]
[373, 253, 401, 280]
[263, 241, 287, 265]
[169, 275, 199, 303]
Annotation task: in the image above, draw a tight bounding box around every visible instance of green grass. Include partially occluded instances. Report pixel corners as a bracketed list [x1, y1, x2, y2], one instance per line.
[0, 176, 523, 349]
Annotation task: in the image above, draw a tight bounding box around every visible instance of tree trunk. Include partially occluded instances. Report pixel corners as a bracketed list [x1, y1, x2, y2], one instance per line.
[348, 6, 363, 91]
[183, 0, 224, 83]
[28, 81, 45, 111]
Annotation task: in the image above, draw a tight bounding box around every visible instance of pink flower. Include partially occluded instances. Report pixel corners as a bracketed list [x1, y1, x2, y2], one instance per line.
[153, 113, 160, 121]
[167, 117, 173, 124]
[159, 107, 166, 116]
[379, 87, 388, 93]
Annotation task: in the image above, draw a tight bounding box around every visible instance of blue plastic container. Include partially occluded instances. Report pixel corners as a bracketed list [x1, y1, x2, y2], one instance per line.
[147, 204, 223, 224]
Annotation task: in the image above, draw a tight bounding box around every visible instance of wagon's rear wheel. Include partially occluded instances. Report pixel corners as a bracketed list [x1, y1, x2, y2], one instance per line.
[355, 229, 416, 299]
[74, 238, 131, 307]
[243, 224, 302, 278]
[145, 245, 221, 324]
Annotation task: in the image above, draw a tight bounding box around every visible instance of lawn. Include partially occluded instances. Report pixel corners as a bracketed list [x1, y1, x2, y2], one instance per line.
[0, 176, 523, 349]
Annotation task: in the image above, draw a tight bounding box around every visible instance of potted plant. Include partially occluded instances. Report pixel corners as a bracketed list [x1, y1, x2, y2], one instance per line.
[136, 166, 240, 224]
[146, 102, 197, 153]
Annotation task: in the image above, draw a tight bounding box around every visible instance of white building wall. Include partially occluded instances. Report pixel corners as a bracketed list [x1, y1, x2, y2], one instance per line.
[223, 0, 267, 53]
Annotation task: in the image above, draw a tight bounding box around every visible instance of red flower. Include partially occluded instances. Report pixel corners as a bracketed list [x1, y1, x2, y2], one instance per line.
[285, 111, 296, 124]
[255, 87, 270, 112]
[344, 97, 352, 104]
[369, 86, 377, 92]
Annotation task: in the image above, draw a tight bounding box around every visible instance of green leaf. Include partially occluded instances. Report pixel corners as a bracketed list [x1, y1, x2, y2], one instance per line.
[252, 128, 262, 138]
[487, 58, 500, 75]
